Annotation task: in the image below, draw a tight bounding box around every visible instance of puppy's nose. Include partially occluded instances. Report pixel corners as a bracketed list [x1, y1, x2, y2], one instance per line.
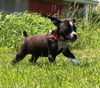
[73, 34, 78, 39]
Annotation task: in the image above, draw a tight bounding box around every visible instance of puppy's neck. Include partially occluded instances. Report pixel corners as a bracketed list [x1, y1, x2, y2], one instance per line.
[50, 29, 65, 41]
[51, 29, 59, 37]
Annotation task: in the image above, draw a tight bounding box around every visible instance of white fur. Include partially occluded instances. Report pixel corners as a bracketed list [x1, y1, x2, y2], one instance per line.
[70, 31, 77, 38]
[58, 41, 69, 51]
[70, 58, 78, 64]
[69, 21, 77, 38]
[69, 21, 73, 26]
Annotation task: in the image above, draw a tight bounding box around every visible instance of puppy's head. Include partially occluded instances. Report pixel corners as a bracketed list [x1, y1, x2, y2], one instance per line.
[59, 19, 78, 42]
[45, 16, 78, 42]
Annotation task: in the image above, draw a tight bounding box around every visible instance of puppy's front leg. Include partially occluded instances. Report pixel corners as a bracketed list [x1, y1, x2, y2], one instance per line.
[47, 37, 57, 63]
[63, 47, 78, 65]
[48, 54, 56, 63]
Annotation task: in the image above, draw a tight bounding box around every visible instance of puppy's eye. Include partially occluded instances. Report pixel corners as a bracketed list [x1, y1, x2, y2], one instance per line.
[65, 30, 71, 34]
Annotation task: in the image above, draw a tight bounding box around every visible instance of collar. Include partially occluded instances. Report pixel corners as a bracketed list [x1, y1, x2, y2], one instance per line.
[49, 34, 64, 41]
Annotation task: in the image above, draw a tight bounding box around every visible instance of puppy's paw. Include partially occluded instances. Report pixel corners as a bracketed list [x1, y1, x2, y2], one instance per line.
[11, 60, 18, 64]
[70, 58, 78, 65]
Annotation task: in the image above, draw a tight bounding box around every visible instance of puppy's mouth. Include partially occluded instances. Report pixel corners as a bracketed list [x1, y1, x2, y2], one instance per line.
[63, 35, 78, 42]
[70, 37, 78, 42]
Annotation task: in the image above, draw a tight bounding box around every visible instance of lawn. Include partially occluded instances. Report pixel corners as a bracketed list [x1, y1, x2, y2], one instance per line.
[0, 48, 100, 88]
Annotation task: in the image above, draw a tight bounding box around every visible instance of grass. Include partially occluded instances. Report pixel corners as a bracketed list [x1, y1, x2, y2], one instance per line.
[0, 48, 100, 88]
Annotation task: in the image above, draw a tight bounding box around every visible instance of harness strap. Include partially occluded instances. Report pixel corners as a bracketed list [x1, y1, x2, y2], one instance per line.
[49, 34, 63, 41]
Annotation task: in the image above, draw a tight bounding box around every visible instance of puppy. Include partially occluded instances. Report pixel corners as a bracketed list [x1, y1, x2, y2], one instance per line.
[12, 16, 78, 64]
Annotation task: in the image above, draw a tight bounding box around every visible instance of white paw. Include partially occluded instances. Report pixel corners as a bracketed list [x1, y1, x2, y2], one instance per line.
[70, 58, 78, 65]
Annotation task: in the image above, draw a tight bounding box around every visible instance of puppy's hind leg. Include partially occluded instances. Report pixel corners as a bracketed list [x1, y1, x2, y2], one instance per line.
[12, 44, 27, 64]
[29, 54, 39, 64]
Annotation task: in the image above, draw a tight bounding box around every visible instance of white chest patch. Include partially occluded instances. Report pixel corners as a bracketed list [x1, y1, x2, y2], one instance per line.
[58, 41, 69, 52]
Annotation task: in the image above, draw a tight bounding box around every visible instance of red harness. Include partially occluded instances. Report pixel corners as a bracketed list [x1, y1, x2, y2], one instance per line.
[50, 34, 63, 41]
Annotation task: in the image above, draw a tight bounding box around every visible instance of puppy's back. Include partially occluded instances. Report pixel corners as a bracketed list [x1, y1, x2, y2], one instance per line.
[24, 33, 50, 51]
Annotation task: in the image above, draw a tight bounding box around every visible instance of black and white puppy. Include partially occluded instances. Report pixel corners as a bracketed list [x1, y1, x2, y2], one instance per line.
[12, 16, 78, 65]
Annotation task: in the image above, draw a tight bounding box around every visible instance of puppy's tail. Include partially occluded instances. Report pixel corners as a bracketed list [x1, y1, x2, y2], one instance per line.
[23, 31, 28, 37]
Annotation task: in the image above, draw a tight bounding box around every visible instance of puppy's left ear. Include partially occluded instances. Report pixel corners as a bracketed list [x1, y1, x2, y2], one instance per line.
[73, 19, 76, 23]
[44, 15, 61, 27]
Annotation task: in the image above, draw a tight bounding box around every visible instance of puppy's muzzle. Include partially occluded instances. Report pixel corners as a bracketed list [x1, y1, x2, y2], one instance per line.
[70, 32, 78, 42]
[72, 34, 78, 41]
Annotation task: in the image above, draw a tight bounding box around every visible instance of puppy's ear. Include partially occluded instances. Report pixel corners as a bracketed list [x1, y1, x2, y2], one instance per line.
[44, 15, 61, 27]
[73, 19, 76, 23]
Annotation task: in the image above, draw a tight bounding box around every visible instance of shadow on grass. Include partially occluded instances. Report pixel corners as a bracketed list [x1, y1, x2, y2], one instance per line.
[80, 62, 91, 68]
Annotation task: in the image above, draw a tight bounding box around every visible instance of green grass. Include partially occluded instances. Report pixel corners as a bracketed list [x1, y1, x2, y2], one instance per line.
[0, 48, 100, 88]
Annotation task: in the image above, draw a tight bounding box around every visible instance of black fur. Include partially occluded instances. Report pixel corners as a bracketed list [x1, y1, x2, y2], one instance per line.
[12, 16, 78, 64]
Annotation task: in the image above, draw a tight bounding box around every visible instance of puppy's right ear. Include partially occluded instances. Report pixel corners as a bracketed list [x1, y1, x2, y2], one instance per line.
[43, 15, 61, 28]
[73, 19, 76, 23]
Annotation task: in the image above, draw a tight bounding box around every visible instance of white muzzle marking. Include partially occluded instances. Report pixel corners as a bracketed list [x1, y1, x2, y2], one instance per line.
[70, 31, 77, 38]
